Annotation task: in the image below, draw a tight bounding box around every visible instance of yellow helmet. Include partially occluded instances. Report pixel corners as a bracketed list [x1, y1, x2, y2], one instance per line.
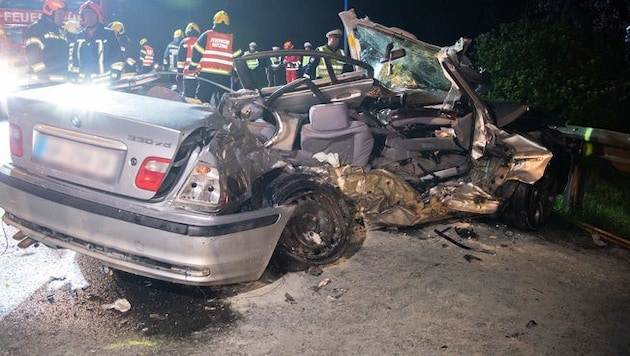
[108, 21, 125, 35]
[139, 38, 148, 46]
[185, 22, 200, 36]
[213, 10, 229, 25]
[173, 29, 183, 39]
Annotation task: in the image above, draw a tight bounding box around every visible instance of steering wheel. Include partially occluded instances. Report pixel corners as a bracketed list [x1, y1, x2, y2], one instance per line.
[263, 76, 330, 108]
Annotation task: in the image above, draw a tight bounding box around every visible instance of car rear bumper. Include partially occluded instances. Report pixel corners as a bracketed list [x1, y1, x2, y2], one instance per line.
[0, 164, 294, 286]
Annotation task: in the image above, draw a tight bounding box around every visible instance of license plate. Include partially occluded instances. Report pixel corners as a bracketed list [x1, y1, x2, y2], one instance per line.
[33, 133, 122, 183]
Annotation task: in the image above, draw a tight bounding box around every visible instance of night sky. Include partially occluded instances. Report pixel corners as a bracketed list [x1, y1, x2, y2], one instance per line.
[109, 1, 501, 56]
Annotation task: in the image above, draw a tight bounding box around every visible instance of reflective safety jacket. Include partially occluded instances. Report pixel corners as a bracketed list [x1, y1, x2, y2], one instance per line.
[243, 50, 261, 70]
[24, 15, 68, 82]
[190, 30, 236, 76]
[315, 45, 344, 78]
[71, 26, 124, 84]
[301, 54, 311, 68]
[140, 44, 155, 68]
[284, 55, 300, 71]
[269, 55, 282, 71]
[163, 38, 182, 72]
[177, 36, 198, 78]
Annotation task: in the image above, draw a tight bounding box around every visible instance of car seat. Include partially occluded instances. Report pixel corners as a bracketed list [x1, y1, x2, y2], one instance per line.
[300, 102, 374, 167]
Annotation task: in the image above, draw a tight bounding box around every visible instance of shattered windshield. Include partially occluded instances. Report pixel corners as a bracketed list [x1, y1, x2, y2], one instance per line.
[352, 25, 453, 98]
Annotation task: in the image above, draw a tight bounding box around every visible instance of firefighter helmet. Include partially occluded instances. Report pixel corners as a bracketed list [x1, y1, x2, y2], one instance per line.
[42, 0, 67, 16]
[139, 38, 148, 46]
[173, 29, 183, 39]
[185, 22, 200, 37]
[107, 21, 125, 35]
[213, 10, 230, 26]
[284, 41, 294, 49]
[79, 1, 103, 23]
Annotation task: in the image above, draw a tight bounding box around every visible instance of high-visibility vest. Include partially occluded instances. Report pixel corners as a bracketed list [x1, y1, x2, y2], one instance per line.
[178, 36, 198, 78]
[141, 45, 154, 67]
[244, 50, 260, 70]
[316, 45, 344, 78]
[195, 31, 234, 75]
[269, 56, 282, 70]
[301, 55, 311, 67]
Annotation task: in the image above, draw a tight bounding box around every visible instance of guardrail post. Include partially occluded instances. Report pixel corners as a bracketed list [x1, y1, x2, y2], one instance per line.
[562, 146, 587, 211]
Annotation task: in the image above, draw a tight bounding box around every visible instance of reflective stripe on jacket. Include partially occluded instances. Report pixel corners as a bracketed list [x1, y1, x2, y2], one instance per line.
[244, 51, 260, 70]
[316, 45, 344, 78]
[192, 30, 234, 75]
[140, 45, 154, 67]
[178, 36, 198, 78]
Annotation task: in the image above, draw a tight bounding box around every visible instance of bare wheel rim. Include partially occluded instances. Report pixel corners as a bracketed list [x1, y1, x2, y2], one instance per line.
[280, 190, 348, 263]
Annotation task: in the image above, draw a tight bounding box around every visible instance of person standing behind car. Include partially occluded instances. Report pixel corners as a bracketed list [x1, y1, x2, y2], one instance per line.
[24, 0, 69, 85]
[138, 38, 155, 74]
[177, 22, 200, 98]
[299, 41, 315, 78]
[305, 29, 345, 79]
[282, 40, 300, 83]
[163, 28, 183, 85]
[242, 41, 268, 89]
[189, 10, 241, 105]
[71, 1, 124, 84]
[267, 45, 285, 86]
[107, 21, 136, 78]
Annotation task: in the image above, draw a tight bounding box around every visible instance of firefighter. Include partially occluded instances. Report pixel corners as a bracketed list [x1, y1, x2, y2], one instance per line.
[163, 28, 183, 84]
[24, 0, 69, 85]
[189, 10, 241, 105]
[242, 41, 267, 89]
[305, 29, 345, 79]
[267, 45, 285, 86]
[107, 21, 136, 77]
[282, 40, 300, 83]
[177, 22, 200, 98]
[138, 38, 155, 74]
[71, 1, 124, 84]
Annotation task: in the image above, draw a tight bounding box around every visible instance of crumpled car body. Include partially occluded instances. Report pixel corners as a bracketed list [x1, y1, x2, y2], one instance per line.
[0, 9, 567, 286]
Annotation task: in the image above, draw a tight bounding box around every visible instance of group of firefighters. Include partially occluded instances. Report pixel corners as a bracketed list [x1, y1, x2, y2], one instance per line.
[23, 0, 347, 105]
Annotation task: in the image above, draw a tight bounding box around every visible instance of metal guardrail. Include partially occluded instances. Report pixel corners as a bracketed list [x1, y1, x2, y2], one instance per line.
[555, 125, 630, 173]
[554, 125, 630, 245]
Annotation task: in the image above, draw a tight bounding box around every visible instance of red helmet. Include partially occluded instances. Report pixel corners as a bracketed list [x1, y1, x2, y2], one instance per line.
[42, 0, 67, 16]
[79, 1, 103, 23]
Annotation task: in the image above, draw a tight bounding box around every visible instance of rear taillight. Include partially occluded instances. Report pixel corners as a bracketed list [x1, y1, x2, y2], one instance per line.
[9, 123, 23, 157]
[175, 163, 226, 212]
[135, 157, 171, 191]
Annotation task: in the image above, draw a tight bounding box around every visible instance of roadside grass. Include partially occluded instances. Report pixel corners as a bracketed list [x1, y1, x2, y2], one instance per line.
[560, 161, 630, 239]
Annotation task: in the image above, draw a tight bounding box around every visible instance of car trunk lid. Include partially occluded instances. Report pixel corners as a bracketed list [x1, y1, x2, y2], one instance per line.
[7, 83, 216, 200]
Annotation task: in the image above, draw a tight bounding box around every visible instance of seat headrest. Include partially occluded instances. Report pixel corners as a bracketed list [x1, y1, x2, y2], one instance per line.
[308, 102, 350, 131]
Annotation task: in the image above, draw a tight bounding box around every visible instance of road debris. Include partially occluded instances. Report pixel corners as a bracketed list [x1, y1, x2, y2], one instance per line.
[284, 292, 297, 304]
[526, 320, 538, 328]
[434, 227, 496, 255]
[102, 298, 132, 313]
[149, 313, 168, 320]
[463, 254, 482, 263]
[306, 266, 324, 276]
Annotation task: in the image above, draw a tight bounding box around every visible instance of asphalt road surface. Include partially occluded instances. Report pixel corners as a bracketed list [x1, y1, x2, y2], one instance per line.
[1, 119, 629, 355]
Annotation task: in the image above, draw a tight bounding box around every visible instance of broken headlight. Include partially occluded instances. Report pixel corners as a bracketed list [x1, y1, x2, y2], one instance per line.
[174, 163, 226, 212]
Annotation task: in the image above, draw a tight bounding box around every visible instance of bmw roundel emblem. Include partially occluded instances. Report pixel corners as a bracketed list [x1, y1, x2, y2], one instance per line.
[71, 115, 82, 128]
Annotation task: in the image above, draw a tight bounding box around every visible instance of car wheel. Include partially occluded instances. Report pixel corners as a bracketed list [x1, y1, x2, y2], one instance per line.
[502, 167, 557, 231]
[267, 177, 352, 271]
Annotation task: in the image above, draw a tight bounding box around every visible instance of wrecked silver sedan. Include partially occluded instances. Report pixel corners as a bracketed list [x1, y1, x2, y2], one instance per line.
[0, 9, 567, 286]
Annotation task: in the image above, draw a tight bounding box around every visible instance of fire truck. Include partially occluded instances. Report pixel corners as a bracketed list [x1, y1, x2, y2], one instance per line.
[0, 1, 95, 70]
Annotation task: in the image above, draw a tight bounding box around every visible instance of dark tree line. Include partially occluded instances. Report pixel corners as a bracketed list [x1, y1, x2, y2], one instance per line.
[471, 0, 630, 132]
